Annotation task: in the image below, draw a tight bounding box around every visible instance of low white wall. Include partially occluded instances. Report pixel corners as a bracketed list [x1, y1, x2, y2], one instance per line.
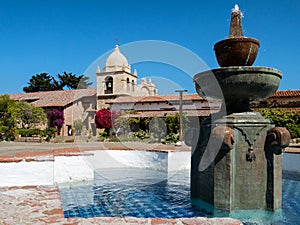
[168, 151, 191, 171]
[85, 150, 168, 171]
[54, 156, 94, 183]
[1, 150, 298, 187]
[0, 156, 94, 187]
[282, 152, 300, 173]
[0, 150, 191, 187]
[0, 161, 54, 187]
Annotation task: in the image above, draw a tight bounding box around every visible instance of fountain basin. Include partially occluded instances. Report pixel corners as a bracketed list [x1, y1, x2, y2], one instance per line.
[214, 37, 260, 67]
[194, 66, 282, 105]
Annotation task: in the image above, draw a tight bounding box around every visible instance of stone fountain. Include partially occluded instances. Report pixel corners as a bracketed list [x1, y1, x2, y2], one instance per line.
[188, 5, 291, 212]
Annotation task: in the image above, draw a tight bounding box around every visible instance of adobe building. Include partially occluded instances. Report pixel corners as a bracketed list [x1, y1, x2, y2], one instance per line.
[7, 44, 300, 137]
[8, 45, 159, 136]
[9, 89, 97, 136]
[251, 90, 300, 109]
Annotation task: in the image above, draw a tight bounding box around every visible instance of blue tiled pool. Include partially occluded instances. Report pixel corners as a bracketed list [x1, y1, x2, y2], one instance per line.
[59, 168, 300, 224]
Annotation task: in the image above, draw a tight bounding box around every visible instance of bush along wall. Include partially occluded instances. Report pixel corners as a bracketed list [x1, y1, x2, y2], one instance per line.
[255, 108, 300, 139]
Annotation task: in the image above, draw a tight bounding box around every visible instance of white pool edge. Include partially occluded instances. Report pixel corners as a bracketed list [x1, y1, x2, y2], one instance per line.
[0, 150, 191, 187]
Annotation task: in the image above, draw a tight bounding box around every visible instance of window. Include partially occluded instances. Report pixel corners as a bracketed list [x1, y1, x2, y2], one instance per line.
[127, 78, 130, 92]
[105, 76, 113, 94]
[132, 80, 134, 92]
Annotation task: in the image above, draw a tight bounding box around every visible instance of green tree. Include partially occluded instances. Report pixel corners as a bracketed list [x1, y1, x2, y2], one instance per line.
[73, 119, 83, 135]
[114, 110, 150, 134]
[163, 112, 189, 135]
[14, 101, 47, 128]
[77, 75, 93, 89]
[149, 116, 167, 142]
[23, 72, 92, 92]
[57, 72, 92, 89]
[23, 73, 61, 92]
[0, 95, 18, 141]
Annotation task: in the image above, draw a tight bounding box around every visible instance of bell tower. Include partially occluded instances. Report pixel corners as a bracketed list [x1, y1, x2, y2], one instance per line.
[96, 44, 137, 108]
[96, 44, 158, 109]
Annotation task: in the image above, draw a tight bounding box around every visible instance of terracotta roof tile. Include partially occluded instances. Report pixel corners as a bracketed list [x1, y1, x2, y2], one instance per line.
[121, 109, 216, 117]
[8, 89, 300, 108]
[271, 90, 300, 98]
[110, 94, 204, 104]
[9, 89, 96, 107]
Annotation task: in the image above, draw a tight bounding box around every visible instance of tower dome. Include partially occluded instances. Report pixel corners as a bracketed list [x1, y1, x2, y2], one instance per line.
[103, 45, 131, 73]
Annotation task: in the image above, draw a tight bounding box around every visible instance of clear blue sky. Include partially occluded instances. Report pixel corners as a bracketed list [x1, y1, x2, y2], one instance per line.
[0, 0, 299, 95]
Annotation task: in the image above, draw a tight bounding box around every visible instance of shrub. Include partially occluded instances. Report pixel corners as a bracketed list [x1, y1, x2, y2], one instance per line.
[18, 128, 41, 137]
[255, 108, 300, 139]
[131, 130, 150, 140]
[40, 127, 57, 141]
[47, 109, 64, 134]
[0, 95, 17, 141]
[73, 119, 83, 135]
[163, 133, 179, 144]
[108, 137, 121, 142]
[98, 131, 108, 142]
[95, 108, 119, 129]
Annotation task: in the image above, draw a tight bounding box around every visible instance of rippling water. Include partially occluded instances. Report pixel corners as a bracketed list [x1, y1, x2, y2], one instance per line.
[59, 168, 300, 224]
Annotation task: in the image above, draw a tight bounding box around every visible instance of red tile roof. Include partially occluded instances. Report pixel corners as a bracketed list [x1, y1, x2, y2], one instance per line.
[121, 109, 216, 117]
[270, 90, 300, 98]
[111, 90, 300, 104]
[9, 89, 96, 107]
[109, 94, 204, 104]
[7, 89, 300, 108]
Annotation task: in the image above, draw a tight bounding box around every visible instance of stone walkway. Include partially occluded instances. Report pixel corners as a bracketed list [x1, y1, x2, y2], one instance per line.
[0, 141, 191, 157]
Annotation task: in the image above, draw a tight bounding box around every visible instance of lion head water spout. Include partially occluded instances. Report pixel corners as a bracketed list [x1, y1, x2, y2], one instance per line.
[189, 5, 291, 214]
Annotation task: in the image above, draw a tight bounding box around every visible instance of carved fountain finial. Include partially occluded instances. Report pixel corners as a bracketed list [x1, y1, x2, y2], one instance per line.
[229, 4, 243, 37]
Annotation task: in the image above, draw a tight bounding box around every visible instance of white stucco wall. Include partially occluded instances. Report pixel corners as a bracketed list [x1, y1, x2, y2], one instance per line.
[0, 150, 298, 187]
[168, 151, 191, 171]
[282, 152, 300, 173]
[0, 161, 54, 187]
[0, 156, 94, 187]
[54, 156, 94, 183]
[85, 150, 168, 171]
[0, 150, 191, 187]
[84, 150, 190, 173]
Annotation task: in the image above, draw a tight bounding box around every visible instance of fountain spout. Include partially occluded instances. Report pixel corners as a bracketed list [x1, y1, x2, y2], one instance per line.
[229, 4, 243, 37]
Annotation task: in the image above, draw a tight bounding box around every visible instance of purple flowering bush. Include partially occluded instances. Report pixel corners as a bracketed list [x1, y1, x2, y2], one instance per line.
[47, 109, 64, 134]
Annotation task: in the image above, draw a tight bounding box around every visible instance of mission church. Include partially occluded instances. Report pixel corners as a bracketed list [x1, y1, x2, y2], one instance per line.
[8, 45, 300, 137]
[10, 45, 163, 136]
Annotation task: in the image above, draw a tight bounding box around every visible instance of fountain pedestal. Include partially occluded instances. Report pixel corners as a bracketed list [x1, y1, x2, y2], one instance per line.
[191, 112, 288, 211]
[188, 5, 291, 212]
